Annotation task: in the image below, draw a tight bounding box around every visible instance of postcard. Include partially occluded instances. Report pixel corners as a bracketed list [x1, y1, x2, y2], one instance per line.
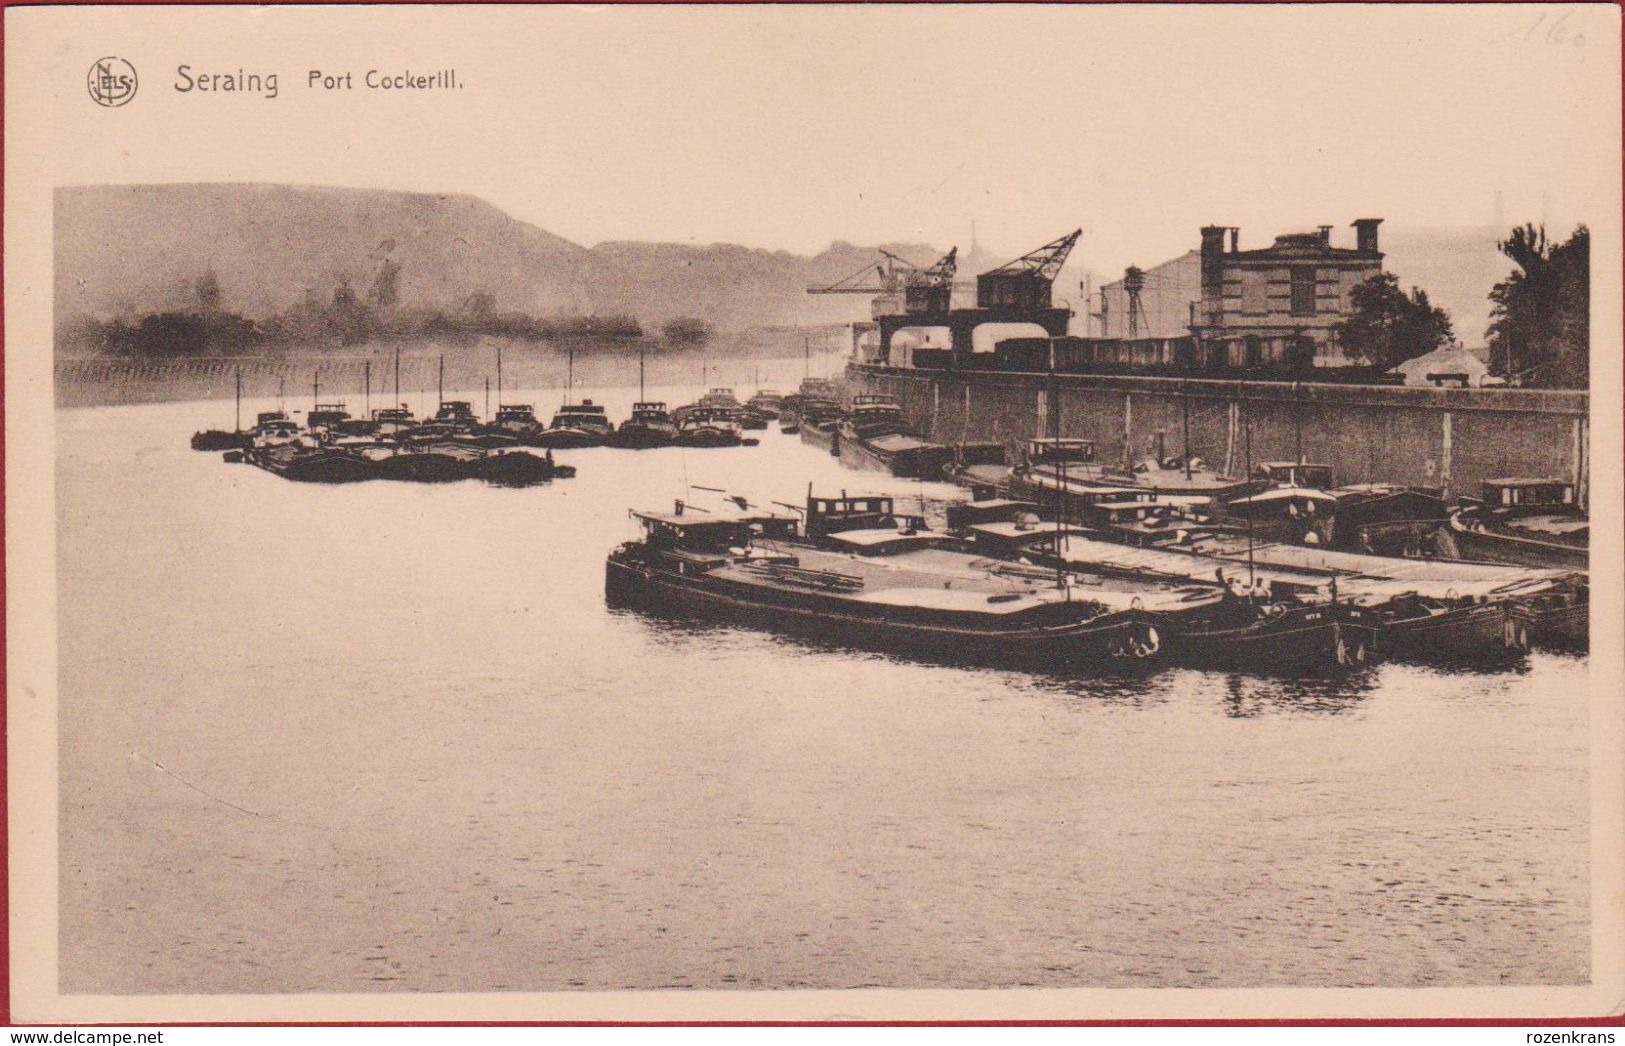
[6, 2, 1622, 1024]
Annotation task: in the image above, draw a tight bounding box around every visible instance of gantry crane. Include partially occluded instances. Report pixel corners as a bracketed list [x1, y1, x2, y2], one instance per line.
[976, 229, 1082, 310]
[806, 247, 957, 320]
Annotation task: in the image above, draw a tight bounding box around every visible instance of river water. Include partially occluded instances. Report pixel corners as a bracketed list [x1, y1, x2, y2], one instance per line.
[57, 365, 1589, 994]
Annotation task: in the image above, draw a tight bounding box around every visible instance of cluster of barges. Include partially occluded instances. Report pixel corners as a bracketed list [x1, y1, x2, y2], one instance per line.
[197, 401, 576, 486]
[606, 485, 1586, 676]
[950, 437, 1588, 573]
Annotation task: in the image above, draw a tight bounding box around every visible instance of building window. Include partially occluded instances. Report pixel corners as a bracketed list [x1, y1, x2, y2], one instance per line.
[1240, 271, 1268, 315]
[1290, 268, 1316, 316]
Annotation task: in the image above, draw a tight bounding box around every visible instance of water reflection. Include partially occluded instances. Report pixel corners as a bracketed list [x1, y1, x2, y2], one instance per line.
[611, 601, 1177, 682]
[1221, 670, 1378, 717]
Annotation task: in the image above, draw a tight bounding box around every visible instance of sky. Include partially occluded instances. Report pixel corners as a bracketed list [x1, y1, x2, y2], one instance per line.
[13, 3, 1621, 277]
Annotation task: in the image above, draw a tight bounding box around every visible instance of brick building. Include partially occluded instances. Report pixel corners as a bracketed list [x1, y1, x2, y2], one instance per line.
[1097, 219, 1385, 368]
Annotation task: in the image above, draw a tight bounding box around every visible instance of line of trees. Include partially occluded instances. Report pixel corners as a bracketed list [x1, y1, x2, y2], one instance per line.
[1487, 224, 1589, 389]
[1330, 221, 1589, 390]
[56, 265, 718, 357]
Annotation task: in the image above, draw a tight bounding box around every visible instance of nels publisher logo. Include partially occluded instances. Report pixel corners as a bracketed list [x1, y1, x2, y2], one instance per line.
[87, 56, 138, 107]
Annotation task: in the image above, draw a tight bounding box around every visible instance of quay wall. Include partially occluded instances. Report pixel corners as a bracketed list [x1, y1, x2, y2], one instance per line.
[849, 364, 1591, 502]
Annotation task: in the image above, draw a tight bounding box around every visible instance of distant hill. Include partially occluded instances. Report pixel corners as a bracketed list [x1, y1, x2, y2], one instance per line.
[53, 183, 955, 335]
[55, 184, 593, 324]
[55, 184, 1516, 346]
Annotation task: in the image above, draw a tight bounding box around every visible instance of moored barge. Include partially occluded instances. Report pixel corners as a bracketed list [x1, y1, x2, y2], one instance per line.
[1445, 478, 1588, 571]
[605, 495, 1179, 669]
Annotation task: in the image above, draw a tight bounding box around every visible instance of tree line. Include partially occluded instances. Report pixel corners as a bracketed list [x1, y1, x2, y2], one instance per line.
[1331, 222, 1587, 389]
[56, 267, 716, 357]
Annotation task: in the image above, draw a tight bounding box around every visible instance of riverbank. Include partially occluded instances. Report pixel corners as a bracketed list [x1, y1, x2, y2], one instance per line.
[53, 332, 851, 409]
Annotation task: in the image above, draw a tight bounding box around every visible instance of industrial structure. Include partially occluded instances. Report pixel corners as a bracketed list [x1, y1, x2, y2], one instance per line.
[807, 230, 1080, 367]
[1096, 219, 1385, 370]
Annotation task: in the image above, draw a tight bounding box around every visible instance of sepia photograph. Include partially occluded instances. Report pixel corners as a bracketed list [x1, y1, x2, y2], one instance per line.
[5, 1, 1622, 1026]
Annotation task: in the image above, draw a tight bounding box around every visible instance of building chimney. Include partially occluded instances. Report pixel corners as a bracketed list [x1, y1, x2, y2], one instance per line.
[1318, 225, 1333, 245]
[1198, 227, 1227, 327]
[1229, 227, 1240, 253]
[1352, 218, 1382, 253]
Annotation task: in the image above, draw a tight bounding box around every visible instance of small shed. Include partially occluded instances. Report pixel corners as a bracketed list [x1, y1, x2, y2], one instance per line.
[1392, 346, 1492, 387]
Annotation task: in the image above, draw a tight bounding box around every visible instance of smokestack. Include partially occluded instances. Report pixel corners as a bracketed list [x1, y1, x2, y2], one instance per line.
[1352, 218, 1383, 253]
[1198, 227, 1227, 326]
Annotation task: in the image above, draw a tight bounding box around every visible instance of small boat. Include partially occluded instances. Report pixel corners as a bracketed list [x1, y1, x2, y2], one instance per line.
[487, 403, 547, 443]
[610, 349, 680, 447]
[190, 367, 251, 450]
[357, 440, 473, 482]
[699, 387, 743, 410]
[1445, 478, 1588, 571]
[371, 406, 418, 436]
[676, 407, 744, 448]
[191, 428, 249, 451]
[246, 443, 379, 484]
[835, 396, 953, 479]
[675, 388, 744, 425]
[535, 400, 613, 448]
[1326, 484, 1449, 553]
[794, 377, 841, 402]
[249, 411, 302, 447]
[778, 415, 801, 435]
[1516, 578, 1588, 648]
[1011, 439, 1255, 505]
[610, 402, 679, 448]
[327, 416, 382, 439]
[796, 401, 845, 455]
[409, 400, 483, 438]
[306, 402, 353, 435]
[745, 389, 784, 419]
[246, 403, 377, 483]
[469, 446, 575, 486]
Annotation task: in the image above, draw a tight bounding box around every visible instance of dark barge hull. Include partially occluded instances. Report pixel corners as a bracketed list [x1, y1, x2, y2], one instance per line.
[1519, 593, 1588, 649]
[1379, 600, 1528, 662]
[1446, 520, 1588, 571]
[800, 424, 839, 456]
[191, 430, 251, 451]
[837, 435, 955, 479]
[247, 450, 378, 483]
[531, 429, 608, 449]
[607, 426, 677, 449]
[1164, 603, 1382, 675]
[469, 452, 570, 486]
[373, 452, 470, 483]
[675, 429, 743, 448]
[604, 555, 1165, 669]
